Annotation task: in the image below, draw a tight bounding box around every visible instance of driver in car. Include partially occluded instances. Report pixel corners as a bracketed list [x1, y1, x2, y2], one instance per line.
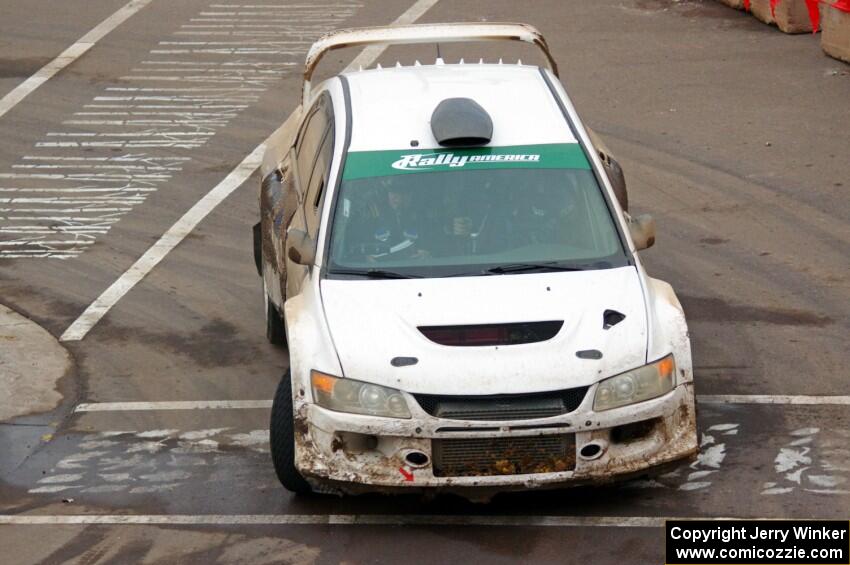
[360, 179, 430, 262]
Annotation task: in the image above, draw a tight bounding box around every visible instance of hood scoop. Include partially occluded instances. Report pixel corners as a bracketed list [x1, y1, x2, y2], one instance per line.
[419, 321, 563, 347]
[430, 97, 493, 147]
[603, 309, 626, 329]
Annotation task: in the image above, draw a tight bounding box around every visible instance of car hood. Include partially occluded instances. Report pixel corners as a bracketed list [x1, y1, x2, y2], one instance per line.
[320, 267, 648, 396]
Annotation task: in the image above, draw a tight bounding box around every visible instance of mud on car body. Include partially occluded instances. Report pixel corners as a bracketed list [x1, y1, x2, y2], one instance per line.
[254, 23, 698, 498]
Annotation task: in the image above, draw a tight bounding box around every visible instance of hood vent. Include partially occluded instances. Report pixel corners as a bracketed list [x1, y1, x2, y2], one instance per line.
[418, 321, 563, 347]
[430, 97, 493, 147]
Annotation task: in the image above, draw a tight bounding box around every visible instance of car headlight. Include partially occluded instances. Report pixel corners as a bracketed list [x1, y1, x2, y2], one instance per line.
[310, 370, 411, 419]
[593, 355, 676, 411]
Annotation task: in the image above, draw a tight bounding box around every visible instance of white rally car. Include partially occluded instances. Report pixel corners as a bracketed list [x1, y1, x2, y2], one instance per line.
[254, 23, 698, 498]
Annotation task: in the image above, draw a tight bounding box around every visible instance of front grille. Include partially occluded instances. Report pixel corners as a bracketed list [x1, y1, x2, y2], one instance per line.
[432, 435, 576, 477]
[413, 387, 588, 421]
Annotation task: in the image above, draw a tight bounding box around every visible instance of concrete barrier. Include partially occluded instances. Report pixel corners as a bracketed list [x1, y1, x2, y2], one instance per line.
[749, 0, 818, 33]
[822, 2, 850, 62]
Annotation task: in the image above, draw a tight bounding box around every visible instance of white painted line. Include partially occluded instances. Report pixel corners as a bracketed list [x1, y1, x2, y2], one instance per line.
[346, 0, 439, 72]
[60, 0, 440, 342]
[59, 143, 264, 341]
[75, 400, 272, 412]
[0, 514, 780, 527]
[72, 395, 850, 412]
[0, 0, 153, 121]
[699, 395, 850, 406]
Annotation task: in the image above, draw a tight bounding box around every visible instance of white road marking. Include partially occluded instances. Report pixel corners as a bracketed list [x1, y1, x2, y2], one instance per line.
[60, 0, 440, 341]
[624, 421, 737, 492]
[75, 400, 273, 412]
[0, 0, 153, 120]
[0, 514, 790, 527]
[699, 395, 850, 405]
[59, 143, 264, 341]
[761, 426, 850, 496]
[73, 395, 850, 412]
[2, 4, 357, 261]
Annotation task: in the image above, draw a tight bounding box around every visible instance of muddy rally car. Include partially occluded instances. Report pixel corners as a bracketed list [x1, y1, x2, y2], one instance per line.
[254, 23, 698, 498]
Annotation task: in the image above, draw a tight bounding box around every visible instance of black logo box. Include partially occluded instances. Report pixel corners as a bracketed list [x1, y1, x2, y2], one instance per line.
[666, 520, 849, 565]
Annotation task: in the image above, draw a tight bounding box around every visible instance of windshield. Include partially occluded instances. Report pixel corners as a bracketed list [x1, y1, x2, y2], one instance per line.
[327, 144, 628, 278]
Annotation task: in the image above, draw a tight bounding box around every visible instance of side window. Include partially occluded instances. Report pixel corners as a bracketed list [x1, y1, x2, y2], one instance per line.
[294, 95, 329, 191]
[305, 125, 334, 236]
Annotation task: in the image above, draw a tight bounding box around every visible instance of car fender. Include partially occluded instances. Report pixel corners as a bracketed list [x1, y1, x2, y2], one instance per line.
[284, 269, 342, 408]
[644, 275, 693, 385]
[259, 106, 304, 310]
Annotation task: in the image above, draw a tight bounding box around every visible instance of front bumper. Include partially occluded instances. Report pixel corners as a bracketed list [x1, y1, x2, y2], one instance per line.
[293, 382, 698, 496]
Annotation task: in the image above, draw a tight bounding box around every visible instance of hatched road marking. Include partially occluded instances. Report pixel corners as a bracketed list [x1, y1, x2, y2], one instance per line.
[60, 0, 441, 341]
[3, 3, 355, 260]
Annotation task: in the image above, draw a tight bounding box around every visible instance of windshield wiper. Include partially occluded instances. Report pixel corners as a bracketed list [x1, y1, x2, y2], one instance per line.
[484, 262, 587, 275]
[330, 268, 421, 279]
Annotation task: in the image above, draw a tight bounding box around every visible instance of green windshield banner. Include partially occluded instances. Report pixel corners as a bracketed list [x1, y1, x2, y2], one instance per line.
[342, 143, 591, 181]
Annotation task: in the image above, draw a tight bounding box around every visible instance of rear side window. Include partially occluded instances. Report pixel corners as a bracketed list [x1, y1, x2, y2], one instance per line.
[295, 95, 330, 189]
[305, 125, 334, 235]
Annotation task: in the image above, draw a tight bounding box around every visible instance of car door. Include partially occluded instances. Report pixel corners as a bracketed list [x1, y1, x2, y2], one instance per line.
[285, 92, 333, 300]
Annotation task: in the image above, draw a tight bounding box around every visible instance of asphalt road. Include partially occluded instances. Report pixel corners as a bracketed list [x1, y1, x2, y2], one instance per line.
[1, 0, 848, 563]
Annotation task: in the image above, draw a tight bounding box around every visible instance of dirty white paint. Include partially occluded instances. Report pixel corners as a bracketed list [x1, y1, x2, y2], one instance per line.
[761, 427, 850, 496]
[700, 395, 850, 406]
[136, 429, 179, 438]
[622, 421, 738, 493]
[27, 485, 79, 494]
[229, 429, 269, 448]
[676, 423, 736, 491]
[29, 428, 271, 496]
[74, 400, 272, 412]
[775, 446, 812, 473]
[37, 473, 84, 484]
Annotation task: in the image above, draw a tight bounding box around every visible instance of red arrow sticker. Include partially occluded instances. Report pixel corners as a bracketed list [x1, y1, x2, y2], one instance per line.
[398, 466, 414, 482]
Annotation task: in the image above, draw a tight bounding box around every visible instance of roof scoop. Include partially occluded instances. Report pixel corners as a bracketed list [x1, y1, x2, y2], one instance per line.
[431, 98, 493, 147]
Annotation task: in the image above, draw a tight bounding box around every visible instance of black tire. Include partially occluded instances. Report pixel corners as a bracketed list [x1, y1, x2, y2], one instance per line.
[270, 371, 312, 494]
[265, 286, 287, 346]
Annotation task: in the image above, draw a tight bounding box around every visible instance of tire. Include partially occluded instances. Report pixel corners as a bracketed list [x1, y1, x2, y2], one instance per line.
[270, 370, 312, 494]
[264, 282, 286, 346]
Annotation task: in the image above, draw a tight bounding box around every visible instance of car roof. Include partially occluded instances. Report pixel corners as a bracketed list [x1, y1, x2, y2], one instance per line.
[342, 63, 578, 152]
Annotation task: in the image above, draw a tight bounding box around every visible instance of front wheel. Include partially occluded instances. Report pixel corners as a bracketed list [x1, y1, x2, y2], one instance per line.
[269, 371, 312, 494]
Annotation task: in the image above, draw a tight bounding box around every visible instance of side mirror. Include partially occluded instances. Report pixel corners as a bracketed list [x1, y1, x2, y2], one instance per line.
[628, 214, 656, 251]
[287, 228, 315, 265]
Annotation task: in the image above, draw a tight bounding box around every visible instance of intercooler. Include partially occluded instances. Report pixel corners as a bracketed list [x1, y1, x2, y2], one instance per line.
[432, 434, 576, 477]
